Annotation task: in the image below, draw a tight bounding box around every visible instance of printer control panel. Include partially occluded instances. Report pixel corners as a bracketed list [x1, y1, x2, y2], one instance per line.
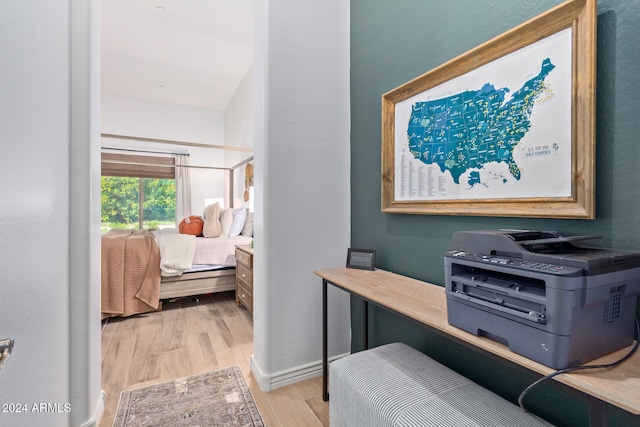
[447, 251, 569, 274]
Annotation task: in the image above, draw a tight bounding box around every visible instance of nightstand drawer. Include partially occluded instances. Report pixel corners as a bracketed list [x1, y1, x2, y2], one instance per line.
[236, 248, 253, 268]
[235, 244, 255, 315]
[236, 262, 253, 286]
[236, 281, 253, 313]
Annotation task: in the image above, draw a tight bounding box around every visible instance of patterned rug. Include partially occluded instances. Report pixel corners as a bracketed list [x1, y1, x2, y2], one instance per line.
[113, 366, 264, 427]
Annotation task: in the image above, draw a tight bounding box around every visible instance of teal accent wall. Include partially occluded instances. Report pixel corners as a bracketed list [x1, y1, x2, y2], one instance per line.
[350, 1, 640, 425]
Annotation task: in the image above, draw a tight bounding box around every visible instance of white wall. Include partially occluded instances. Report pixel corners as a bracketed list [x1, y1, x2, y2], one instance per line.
[102, 95, 231, 215]
[0, 1, 102, 426]
[225, 66, 255, 210]
[251, 0, 351, 390]
[70, 1, 103, 425]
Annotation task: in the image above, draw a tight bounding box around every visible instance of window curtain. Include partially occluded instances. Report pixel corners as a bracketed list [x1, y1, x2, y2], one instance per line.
[175, 154, 192, 224]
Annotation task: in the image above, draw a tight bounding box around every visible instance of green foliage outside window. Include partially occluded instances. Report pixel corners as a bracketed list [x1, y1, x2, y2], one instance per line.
[101, 176, 176, 230]
[101, 177, 139, 224]
[142, 178, 176, 222]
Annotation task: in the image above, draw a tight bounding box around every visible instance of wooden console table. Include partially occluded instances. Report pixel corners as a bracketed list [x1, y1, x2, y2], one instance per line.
[315, 267, 640, 425]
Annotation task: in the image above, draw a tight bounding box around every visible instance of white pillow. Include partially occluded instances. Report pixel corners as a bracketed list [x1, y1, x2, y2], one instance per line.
[228, 209, 247, 237]
[218, 208, 234, 237]
[241, 212, 254, 237]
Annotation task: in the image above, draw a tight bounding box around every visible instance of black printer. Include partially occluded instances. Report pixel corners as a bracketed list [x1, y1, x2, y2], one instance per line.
[444, 230, 640, 369]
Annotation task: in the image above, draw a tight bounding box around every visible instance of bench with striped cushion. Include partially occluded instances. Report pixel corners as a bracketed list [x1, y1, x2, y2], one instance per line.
[329, 342, 553, 426]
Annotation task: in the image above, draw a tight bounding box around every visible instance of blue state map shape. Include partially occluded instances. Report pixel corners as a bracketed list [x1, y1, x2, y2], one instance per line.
[406, 58, 555, 185]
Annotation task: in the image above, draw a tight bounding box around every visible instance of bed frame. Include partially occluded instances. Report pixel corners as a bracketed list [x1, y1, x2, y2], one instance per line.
[159, 268, 236, 299]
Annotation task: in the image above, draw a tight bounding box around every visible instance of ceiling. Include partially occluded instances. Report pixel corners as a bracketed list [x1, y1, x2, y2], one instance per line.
[101, 0, 254, 111]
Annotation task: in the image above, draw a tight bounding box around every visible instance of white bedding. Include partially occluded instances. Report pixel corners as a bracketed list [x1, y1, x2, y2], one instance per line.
[192, 235, 252, 266]
[153, 228, 197, 276]
[153, 228, 251, 275]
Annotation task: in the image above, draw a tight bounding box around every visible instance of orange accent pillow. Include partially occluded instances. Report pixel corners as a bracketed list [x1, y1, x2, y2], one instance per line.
[179, 216, 204, 236]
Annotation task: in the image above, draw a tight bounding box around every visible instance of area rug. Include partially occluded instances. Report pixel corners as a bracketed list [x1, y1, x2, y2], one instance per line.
[113, 365, 264, 427]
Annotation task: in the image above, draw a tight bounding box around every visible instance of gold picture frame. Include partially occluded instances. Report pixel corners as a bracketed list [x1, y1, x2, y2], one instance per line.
[381, 0, 596, 218]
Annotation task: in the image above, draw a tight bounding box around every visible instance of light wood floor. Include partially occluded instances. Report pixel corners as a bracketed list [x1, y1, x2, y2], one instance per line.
[100, 291, 329, 426]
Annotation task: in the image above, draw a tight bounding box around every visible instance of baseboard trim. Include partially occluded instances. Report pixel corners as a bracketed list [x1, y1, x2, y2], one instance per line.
[73, 390, 105, 427]
[250, 352, 350, 392]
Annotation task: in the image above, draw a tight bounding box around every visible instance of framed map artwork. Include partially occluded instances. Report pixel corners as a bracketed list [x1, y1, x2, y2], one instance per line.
[381, 0, 596, 218]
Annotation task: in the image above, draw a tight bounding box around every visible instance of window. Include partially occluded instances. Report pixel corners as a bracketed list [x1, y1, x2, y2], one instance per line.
[101, 153, 176, 231]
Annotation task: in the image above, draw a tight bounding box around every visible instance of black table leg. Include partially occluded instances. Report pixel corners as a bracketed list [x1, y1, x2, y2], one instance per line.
[322, 279, 329, 401]
[363, 299, 369, 350]
[589, 396, 608, 426]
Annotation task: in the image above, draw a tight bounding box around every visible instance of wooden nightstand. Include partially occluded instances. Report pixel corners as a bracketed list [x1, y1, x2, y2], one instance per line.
[235, 245, 254, 314]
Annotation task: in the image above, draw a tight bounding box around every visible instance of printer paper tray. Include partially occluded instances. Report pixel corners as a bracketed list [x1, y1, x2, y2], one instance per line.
[449, 274, 547, 324]
[448, 290, 547, 324]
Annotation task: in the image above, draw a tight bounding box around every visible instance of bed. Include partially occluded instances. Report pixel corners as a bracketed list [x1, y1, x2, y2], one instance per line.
[157, 232, 252, 299]
[101, 207, 253, 318]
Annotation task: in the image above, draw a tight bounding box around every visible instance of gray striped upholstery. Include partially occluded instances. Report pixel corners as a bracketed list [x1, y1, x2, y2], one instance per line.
[329, 342, 553, 427]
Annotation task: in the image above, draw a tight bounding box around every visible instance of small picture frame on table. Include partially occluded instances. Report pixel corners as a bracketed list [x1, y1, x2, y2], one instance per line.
[346, 248, 376, 271]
